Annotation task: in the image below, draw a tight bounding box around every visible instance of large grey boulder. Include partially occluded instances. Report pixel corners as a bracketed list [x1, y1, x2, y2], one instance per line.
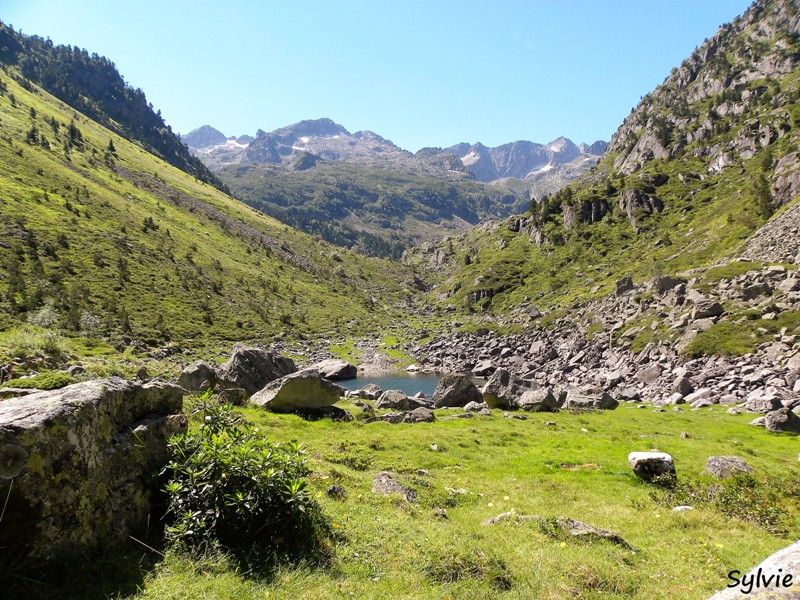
[517, 388, 559, 412]
[0, 378, 186, 563]
[375, 389, 429, 411]
[563, 388, 619, 410]
[708, 540, 800, 599]
[216, 344, 296, 396]
[311, 358, 357, 381]
[703, 456, 754, 479]
[249, 368, 344, 413]
[691, 300, 724, 320]
[432, 373, 483, 408]
[482, 367, 535, 409]
[765, 408, 800, 434]
[745, 388, 784, 413]
[350, 383, 383, 400]
[178, 360, 216, 392]
[628, 451, 676, 482]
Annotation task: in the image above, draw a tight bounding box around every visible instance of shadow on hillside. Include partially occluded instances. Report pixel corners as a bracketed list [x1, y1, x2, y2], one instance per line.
[0, 536, 164, 600]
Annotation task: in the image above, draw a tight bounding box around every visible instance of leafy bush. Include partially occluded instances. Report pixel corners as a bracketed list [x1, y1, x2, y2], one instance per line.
[3, 372, 74, 390]
[27, 299, 60, 328]
[0, 325, 67, 361]
[651, 473, 800, 534]
[162, 398, 329, 559]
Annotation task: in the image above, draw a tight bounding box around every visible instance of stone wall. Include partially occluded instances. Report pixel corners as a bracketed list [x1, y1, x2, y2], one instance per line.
[0, 377, 186, 562]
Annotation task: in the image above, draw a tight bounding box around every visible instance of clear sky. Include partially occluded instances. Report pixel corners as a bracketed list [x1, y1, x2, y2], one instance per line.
[3, 0, 753, 152]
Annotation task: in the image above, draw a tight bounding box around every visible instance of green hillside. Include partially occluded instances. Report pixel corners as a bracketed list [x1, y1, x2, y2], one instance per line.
[216, 160, 524, 259]
[0, 69, 419, 354]
[406, 0, 800, 317]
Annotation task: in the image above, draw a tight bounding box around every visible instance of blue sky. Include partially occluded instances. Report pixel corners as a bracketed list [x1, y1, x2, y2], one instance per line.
[4, 0, 753, 152]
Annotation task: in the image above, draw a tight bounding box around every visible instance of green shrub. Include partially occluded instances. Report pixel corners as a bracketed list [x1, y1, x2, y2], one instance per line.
[3, 372, 74, 390]
[162, 398, 329, 558]
[651, 473, 800, 534]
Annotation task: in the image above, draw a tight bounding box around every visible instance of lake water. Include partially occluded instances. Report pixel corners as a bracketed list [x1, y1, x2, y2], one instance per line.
[338, 373, 443, 398]
[338, 373, 488, 398]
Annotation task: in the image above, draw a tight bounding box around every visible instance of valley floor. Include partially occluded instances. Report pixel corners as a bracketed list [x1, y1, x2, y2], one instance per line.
[131, 397, 799, 600]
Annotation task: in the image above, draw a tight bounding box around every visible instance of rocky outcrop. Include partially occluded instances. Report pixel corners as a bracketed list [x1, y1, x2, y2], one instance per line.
[372, 471, 416, 502]
[432, 373, 483, 408]
[310, 359, 357, 381]
[411, 263, 800, 410]
[618, 188, 663, 231]
[249, 368, 344, 413]
[702, 456, 754, 478]
[178, 360, 216, 392]
[0, 378, 186, 563]
[563, 388, 618, 411]
[482, 368, 535, 409]
[216, 344, 296, 396]
[375, 389, 429, 411]
[708, 540, 800, 599]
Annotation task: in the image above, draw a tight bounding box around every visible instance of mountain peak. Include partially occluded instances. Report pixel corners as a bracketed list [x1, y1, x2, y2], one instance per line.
[181, 125, 227, 149]
[271, 118, 349, 140]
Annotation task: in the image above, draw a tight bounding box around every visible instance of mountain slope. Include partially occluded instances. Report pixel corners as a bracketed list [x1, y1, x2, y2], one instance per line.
[406, 0, 800, 317]
[0, 21, 224, 191]
[0, 68, 419, 348]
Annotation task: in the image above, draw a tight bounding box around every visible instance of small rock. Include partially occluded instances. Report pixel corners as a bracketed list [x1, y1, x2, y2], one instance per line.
[628, 451, 676, 482]
[326, 484, 346, 500]
[703, 456, 754, 479]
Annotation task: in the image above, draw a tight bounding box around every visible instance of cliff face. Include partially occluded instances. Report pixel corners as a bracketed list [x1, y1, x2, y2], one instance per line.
[608, 0, 800, 202]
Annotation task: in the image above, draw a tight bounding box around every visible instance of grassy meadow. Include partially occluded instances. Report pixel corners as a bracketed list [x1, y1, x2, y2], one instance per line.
[132, 398, 800, 600]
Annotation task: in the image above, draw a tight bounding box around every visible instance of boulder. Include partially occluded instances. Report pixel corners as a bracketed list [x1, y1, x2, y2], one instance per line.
[745, 388, 784, 413]
[463, 401, 488, 412]
[765, 408, 800, 434]
[178, 360, 217, 392]
[311, 358, 357, 381]
[691, 300, 724, 320]
[249, 368, 344, 413]
[432, 373, 483, 408]
[216, 344, 296, 396]
[0, 378, 186, 563]
[517, 388, 559, 412]
[708, 540, 800, 599]
[372, 471, 416, 502]
[628, 451, 676, 482]
[352, 383, 383, 400]
[471, 359, 495, 377]
[405, 407, 435, 423]
[482, 367, 534, 409]
[375, 389, 428, 411]
[702, 456, 754, 479]
[636, 364, 662, 384]
[673, 376, 694, 396]
[615, 276, 634, 296]
[563, 388, 619, 410]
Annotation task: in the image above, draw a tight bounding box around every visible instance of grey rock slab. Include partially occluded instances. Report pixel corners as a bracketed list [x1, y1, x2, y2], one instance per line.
[432, 373, 483, 408]
[249, 369, 344, 413]
[702, 456, 754, 479]
[310, 358, 358, 381]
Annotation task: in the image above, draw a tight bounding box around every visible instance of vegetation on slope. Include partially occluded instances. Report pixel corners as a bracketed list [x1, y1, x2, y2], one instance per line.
[131, 395, 799, 599]
[0, 68, 420, 353]
[216, 161, 524, 259]
[407, 0, 800, 318]
[0, 20, 224, 190]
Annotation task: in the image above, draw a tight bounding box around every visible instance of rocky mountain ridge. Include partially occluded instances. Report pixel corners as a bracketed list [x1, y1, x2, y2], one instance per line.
[182, 119, 606, 186]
